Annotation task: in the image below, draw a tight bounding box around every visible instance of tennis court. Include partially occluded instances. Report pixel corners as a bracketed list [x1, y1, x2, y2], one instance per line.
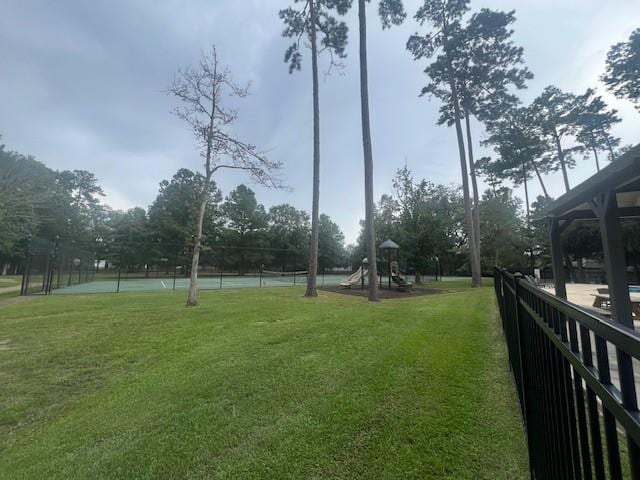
[51, 272, 350, 294]
[50, 273, 467, 295]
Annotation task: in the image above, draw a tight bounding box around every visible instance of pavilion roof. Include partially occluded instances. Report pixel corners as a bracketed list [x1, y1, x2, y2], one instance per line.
[540, 143, 640, 221]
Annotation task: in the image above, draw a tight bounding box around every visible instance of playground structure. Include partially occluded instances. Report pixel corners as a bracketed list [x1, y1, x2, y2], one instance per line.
[340, 265, 368, 288]
[341, 239, 414, 292]
[390, 260, 412, 291]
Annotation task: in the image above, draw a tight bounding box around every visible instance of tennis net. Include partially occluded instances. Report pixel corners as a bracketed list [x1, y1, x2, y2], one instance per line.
[262, 270, 308, 284]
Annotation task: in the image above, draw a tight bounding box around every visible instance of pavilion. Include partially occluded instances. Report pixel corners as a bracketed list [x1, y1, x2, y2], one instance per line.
[542, 144, 640, 330]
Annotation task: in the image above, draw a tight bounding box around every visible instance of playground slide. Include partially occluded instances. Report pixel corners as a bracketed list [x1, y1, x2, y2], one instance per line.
[391, 273, 412, 289]
[341, 267, 368, 287]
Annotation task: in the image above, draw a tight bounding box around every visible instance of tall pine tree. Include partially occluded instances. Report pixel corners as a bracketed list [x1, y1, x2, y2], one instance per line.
[280, 0, 351, 297]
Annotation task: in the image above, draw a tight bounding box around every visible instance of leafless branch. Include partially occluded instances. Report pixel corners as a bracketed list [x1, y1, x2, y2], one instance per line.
[167, 45, 284, 189]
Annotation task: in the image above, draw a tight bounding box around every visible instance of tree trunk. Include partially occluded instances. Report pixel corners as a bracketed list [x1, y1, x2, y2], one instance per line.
[464, 111, 481, 257]
[414, 271, 422, 285]
[592, 146, 600, 172]
[522, 160, 531, 223]
[187, 187, 209, 306]
[305, 0, 320, 298]
[449, 84, 481, 286]
[522, 161, 535, 271]
[605, 135, 616, 162]
[531, 160, 550, 200]
[358, 0, 379, 301]
[634, 263, 640, 284]
[186, 59, 217, 307]
[554, 131, 570, 192]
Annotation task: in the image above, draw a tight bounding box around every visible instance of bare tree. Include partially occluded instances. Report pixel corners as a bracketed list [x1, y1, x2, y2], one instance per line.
[168, 46, 282, 307]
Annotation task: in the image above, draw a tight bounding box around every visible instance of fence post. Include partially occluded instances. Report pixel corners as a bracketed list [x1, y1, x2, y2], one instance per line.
[20, 238, 33, 296]
[512, 274, 533, 479]
[55, 247, 62, 290]
[116, 253, 122, 294]
[67, 257, 73, 286]
[512, 274, 532, 443]
[41, 255, 48, 292]
[45, 239, 58, 295]
[173, 250, 178, 291]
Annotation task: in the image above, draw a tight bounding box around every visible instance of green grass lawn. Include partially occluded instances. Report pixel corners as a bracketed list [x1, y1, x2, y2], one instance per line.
[0, 282, 528, 479]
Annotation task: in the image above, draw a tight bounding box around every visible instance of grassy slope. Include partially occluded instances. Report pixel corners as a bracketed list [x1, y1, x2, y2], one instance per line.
[0, 283, 528, 479]
[0, 276, 21, 300]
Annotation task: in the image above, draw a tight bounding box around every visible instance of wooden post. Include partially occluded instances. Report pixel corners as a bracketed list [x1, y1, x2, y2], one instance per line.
[592, 191, 634, 329]
[550, 218, 568, 300]
[591, 188, 640, 478]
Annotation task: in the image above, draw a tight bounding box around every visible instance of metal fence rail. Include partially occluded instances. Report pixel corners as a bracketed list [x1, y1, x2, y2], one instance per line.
[494, 267, 640, 480]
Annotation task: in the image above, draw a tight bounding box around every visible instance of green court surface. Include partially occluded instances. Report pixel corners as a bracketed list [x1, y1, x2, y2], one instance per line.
[50, 274, 474, 295]
[51, 273, 348, 294]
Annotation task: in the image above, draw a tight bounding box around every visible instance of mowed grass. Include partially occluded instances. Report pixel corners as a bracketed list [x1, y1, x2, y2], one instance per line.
[0, 283, 528, 479]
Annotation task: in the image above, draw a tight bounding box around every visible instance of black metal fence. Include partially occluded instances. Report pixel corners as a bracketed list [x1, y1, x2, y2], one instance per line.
[495, 267, 640, 479]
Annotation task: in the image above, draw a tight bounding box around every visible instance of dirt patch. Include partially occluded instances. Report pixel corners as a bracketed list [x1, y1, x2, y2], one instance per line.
[319, 285, 446, 299]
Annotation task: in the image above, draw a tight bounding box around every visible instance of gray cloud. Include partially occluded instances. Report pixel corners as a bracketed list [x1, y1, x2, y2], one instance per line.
[1, 0, 639, 243]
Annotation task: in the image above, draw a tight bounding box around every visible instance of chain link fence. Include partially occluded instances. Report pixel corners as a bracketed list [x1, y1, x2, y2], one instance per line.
[19, 239, 352, 295]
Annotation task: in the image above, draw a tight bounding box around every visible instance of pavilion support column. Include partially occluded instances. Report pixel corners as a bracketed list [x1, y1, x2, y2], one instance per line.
[591, 185, 640, 479]
[591, 191, 634, 329]
[550, 218, 568, 300]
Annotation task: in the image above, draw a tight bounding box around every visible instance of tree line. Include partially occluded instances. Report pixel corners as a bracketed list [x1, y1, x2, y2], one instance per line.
[347, 166, 640, 285]
[0, 146, 347, 277]
[349, 166, 535, 281]
[405, 3, 638, 290]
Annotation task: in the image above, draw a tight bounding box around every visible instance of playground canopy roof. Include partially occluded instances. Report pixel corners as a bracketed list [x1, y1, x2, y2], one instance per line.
[379, 239, 400, 250]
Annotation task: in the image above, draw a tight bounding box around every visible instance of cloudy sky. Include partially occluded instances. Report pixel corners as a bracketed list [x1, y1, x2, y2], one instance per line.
[1, 0, 639, 243]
